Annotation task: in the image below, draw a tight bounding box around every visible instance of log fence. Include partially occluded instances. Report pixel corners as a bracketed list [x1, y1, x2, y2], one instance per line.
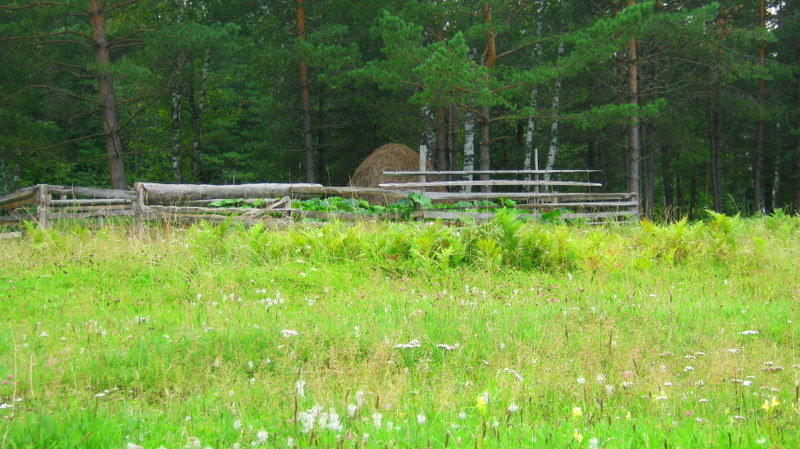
[0, 177, 639, 228]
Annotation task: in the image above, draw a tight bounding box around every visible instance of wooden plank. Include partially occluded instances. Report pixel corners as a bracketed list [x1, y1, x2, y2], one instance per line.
[0, 186, 36, 207]
[292, 210, 416, 221]
[143, 211, 289, 225]
[561, 210, 636, 220]
[49, 210, 135, 220]
[51, 204, 133, 213]
[137, 182, 322, 204]
[36, 185, 50, 229]
[47, 186, 136, 200]
[517, 201, 640, 209]
[384, 169, 601, 176]
[422, 211, 497, 220]
[0, 232, 23, 239]
[424, 192, 634, 201]
[380, 180, 602, 188]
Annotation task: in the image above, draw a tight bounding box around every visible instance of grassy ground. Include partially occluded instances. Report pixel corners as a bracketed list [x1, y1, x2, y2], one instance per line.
[1, 213, 799, 448]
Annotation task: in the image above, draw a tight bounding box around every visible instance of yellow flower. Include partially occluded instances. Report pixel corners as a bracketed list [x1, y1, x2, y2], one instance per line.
[762, 396, 780, 412]
[475, 396, 488, 415]
[625, 411, 632, 420]
[572, 406, 583, 418]
[573, 429, 584, 444]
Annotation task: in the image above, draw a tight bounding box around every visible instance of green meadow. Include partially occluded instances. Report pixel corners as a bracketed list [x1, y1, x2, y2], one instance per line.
[1, 213, 799, 448]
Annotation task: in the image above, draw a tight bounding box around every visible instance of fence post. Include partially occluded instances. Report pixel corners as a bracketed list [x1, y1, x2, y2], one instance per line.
[419, 145, 427, 193]
[133, 182, 146, 225]
[35, 184, 51, 229]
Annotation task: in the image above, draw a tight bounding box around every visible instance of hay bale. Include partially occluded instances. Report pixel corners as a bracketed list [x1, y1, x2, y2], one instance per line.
[349, 143, 443, 193]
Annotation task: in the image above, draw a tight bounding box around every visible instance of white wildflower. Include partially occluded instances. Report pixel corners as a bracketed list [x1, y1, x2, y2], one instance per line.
[372, 412, 383, 428]
[739, 330, 759, 336]
[280, 330, 298, 338]
[393, 339, 421, 349]
[347, 404, 358, 417]
[256, 430, 268, 443]
[507, 403, 520, 413]
[416, 413, 427, 424]
[295, 380, 306, 398]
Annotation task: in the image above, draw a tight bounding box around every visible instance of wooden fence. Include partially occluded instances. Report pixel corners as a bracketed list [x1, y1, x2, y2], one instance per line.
[0, 178, 638, 228]
[380, 168, 638, 223]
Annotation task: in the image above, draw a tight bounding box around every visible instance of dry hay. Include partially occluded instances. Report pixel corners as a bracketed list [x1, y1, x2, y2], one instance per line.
[349, 143, 444, 198]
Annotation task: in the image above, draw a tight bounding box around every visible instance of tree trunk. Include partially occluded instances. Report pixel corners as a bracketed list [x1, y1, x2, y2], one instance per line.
[463, 112, 475, 193]
[0, 149, 7, 194]
[689, 170, 697, 218]
[296, 0, 315, 183]
[524, 0, 545, 187]
[190, 50, 210, 182]
[641, 126, 654, 218]
[435, 107, 447, 170]
[626, 0, 640, 200]
[317, 86, 326, 184]
[479, 106, 491, 192]
[754, 0, 766, 212]
[421, 106, 436, 160]
[171, 76, 183, 182]
[89, 0, 126, 189]
[448, 105, 458, 172]
[709, 79, 724, 213]
[794, 32, 800, 213]
[661, 144, 674, 214]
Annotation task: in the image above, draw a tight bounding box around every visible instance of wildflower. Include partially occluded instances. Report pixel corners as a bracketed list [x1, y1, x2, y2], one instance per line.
[573, 429, 584, 444]
[280, 329, 298, 338]
[761, 397, 780, 412]
[185, 437, 202, 449]
[233, 419, 242, 430]
[355, 390, 365, 408]
[596, 373, 606, 383]
[372, 412, 383, 428]
[698, 398, 709, 403]
[416, 413, 427, 424]
[572, 406, 583, 418]
[507, 403, 520, 414]
[295, 380, 306, 398]
[475, 395, 489, 414]
[625, 411, 632, 420]
[588, 438, 600, 449]
[256, 430, 268, 443]
[347, 404, 358, 417]
[577, 377, 586, 385]
[604, 384, 614, 396]
[393, 339, 421, 349]
[286, 437, 294, 447]
[458, 411, 467, 420]
[739, 330, 759, 335]
[126, 444, 143, 449]
[437, 344, 457, 351]
[684, 366, 694, 372]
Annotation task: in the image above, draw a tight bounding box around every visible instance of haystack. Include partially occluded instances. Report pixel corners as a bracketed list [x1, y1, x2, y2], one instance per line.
[349, 143, 444, 196]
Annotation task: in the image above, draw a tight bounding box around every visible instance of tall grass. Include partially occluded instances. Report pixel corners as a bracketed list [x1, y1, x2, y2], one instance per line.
[0, 213, 798, 448]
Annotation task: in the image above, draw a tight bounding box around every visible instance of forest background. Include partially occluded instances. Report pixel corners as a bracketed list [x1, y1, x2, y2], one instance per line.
[0, 0, 798, 219]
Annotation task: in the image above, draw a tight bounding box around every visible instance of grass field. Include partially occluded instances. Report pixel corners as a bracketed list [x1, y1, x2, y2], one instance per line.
[1, 213, 799, 448]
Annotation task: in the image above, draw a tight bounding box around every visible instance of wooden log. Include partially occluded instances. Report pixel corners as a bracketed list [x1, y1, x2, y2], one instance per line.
[147, 205, 285, 216]
[36, 184, 51, 229]
[51, 204, 133, 214]
[0, 214, 33, 223]
[49, 198, 131, 206]
[0, 232, 23, 239]
[0, 186, 36, 207]
[379, 180, 602, 188]
[292, 210, 416, 221]
[137, 182, 322, 204]
[516, 201, 640, 209]
[383, 169, 601, 176]
[0, 195, 36, 212]
[288, 186, 409, 201]
[422, 210, 498, 220]
[47, 186, 136, 200]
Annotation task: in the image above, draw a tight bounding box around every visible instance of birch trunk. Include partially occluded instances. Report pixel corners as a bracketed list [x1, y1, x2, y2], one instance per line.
[435, 107, 447, 170]
[524, 0, 544, 184]
[463, 113, 475, 193]
[171, 82, 183, 182]
[420, 106, 436, 160]
[296, 0, 315, 183]
[543, 39, 565, 184]
[479, 106, 491, 192]
[191, 50, 210, 181]
[89, 0, 126, 189]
